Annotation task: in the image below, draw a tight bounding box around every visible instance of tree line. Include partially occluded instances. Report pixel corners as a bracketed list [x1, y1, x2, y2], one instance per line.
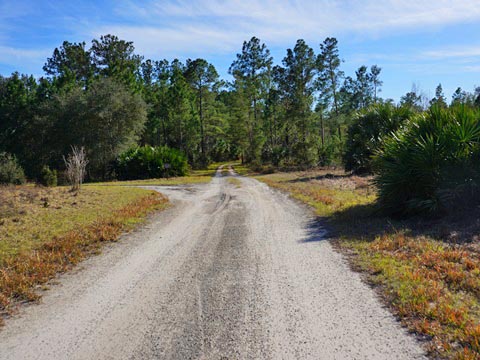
[1, 34, 479, 187]
[0, 35, 384, 180]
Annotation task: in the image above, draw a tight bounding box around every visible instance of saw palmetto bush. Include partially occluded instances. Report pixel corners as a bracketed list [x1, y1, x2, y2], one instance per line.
[374, 105, 480, 216]
[344, 103, 415, 174]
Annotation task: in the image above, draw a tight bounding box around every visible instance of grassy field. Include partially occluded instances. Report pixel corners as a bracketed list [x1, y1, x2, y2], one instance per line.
[0, 163, 222, 321]
[255, 169, 480, 359]
[99, 163, 221, 186]
[0, 185, 166, 260]
[0, 184, 168, 321]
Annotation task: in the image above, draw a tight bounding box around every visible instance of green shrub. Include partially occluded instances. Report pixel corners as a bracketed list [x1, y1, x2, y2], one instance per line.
[373, 105, 480, 216]
[318, 142, 336, 166]
[39, 166, 57, 187]
[117, 146, 188, 180]
[344, 103, 415, 173]
[0, 153, 26, 185]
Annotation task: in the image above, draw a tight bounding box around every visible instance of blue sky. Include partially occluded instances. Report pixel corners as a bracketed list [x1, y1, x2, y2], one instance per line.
[1, 0, 480, 101]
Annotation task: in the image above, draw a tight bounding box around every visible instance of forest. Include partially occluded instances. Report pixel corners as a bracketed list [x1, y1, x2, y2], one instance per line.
[1, 34, 480, 215]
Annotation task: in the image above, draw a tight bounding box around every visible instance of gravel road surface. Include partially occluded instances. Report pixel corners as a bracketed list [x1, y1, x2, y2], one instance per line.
[0, 168, 425, 359]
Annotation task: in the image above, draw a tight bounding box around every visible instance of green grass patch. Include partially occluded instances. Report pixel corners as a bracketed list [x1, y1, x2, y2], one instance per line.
[230, 162, 252, 176]
[92, 164, 221, 187]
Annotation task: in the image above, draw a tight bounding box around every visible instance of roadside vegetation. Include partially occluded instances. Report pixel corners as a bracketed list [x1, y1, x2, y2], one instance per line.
[2, 28, 480, 358]
[101, 162, 220, 186]
[0, 185, 168, 323]
[255, 168, 480, 359]
[249, 100, 480, 359]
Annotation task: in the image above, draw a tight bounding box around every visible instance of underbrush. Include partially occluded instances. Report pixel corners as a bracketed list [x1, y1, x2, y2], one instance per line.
[117, 146, 188, 180]
[256, 169, 480, 359]
[0, 185, 168, 323]
[94, 163, 220, 186]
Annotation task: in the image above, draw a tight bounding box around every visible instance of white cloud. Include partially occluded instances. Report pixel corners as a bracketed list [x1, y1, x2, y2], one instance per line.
[462, 65, 480, 72]
[421, 46, 480, 59]
[103, 0, 480, 58]
[91, 25, 242, 59]
[0, 46, 50, 76]
[0, 46, 50, 63]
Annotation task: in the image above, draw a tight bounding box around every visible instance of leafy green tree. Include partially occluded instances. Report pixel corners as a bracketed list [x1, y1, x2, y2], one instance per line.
[400, 91, 423, 111]
[91, 34, 143, 92]
[451, 87, 468, 106]
[229, 37, 273, 162]
[354, 65, 373, 109]
[167, 60, 198, 162]
[0, 152, 26, 184]
[143, 59, 172, 147]
[317, 37, 343, 117]
[262, 87, 283, 162]
[43, 41, 94, 89]
[429, 83, 447, 108]
[370, 65, 383, 103]
[185, 58, 220, 164]
[317, 37, 345, 140]
[278, 39, 317, 164]
[0, 73, 40, 170]
[474, 86, 480, 108]
[35, 78, 147, 179]
[84, 78, 147, 178]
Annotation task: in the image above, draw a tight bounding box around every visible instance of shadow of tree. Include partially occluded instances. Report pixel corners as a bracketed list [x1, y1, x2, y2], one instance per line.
[321, 201, 480, 245]
[286, 173, 352, 184]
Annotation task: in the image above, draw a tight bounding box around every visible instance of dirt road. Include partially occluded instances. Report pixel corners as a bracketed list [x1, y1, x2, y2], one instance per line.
[0, 168, 425, 359]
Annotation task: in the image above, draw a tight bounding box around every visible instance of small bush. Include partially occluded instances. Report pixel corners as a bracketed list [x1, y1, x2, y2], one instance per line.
[63, 146, 88, 191]
[0, 153, 26, 185]
[117, 146, 188, 180]
[374, 105, 480, 216]
[39, 166, 57, 187]
[344, 103, 415, 174]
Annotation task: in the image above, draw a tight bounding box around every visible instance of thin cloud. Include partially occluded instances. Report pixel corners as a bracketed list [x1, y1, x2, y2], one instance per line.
[421, 46, 480, 59]
[104, 0, 480, 59]
[115, 0, 480, 36]
[0, 46, 50, 64]
[462, 65, 480, 72]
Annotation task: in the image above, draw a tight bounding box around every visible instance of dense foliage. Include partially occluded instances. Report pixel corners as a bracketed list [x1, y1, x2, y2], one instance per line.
[0, 153, 26, 185]
[344, 103, 414, 173]
[373, 105, 480, 216]
[1, 33, 480, 216]
[0, 34, 391, 182]
[39, 166, 57, 187]
[116, 146, 188, 180]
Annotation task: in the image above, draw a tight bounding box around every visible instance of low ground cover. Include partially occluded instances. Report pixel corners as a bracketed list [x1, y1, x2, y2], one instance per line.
[255, 169, 480, 359]
[100, 163, 220, 186]
[0, 185, 168, 322]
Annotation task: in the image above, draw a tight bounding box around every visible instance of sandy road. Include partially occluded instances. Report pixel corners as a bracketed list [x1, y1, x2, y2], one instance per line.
[0, 167, 425, 359]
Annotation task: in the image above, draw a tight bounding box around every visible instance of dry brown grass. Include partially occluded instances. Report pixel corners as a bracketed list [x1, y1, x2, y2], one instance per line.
[0, 185, 168, 324]
[0, 185, 162, 259]
[348, 233, 480, 359]
[254, 169, 376, 217]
